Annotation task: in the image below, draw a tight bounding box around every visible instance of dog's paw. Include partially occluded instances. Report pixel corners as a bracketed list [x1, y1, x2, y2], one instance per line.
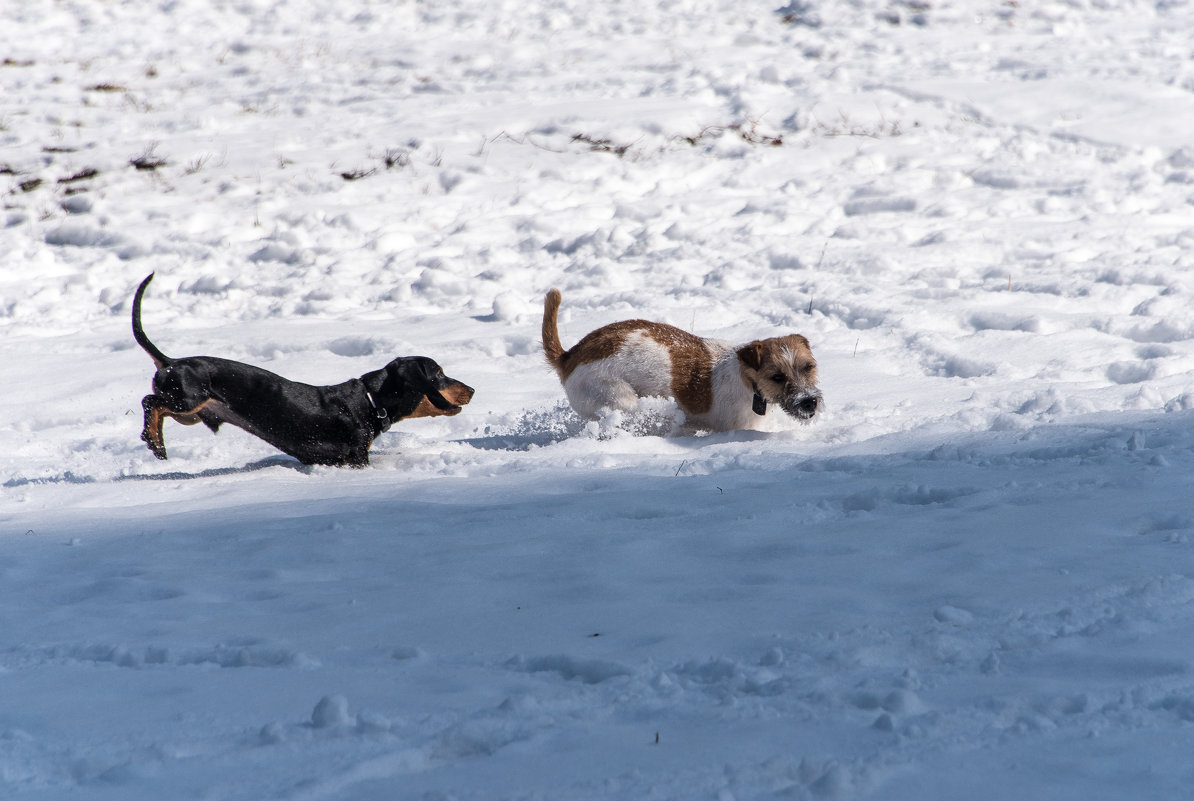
[141, 434, 168, 460]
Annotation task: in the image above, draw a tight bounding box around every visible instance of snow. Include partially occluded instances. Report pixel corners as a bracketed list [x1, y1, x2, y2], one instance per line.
[3, 0, 1194, 798]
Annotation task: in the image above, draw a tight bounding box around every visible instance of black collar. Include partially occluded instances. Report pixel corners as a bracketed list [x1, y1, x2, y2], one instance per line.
[750, 382, 767, 416]
[365, 390, 392, 434]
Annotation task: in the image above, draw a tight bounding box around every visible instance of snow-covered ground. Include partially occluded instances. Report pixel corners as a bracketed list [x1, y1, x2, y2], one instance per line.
[4, 0, 1194, 798]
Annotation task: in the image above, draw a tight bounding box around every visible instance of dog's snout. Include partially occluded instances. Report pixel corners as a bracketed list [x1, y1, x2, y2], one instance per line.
[445, 380, 475, 407]
[781, 391, 822, 421]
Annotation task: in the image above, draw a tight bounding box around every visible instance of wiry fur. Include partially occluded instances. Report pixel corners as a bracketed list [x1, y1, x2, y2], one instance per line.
[542, 289, 822, 432]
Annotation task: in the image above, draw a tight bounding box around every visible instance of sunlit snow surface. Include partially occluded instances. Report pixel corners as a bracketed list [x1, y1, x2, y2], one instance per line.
[3, 1, 1194, 798]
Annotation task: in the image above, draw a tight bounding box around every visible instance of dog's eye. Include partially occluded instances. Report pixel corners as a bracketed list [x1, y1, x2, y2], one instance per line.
[770, 373, 785, 383]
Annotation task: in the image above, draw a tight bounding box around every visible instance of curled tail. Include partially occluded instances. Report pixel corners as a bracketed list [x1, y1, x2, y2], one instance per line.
[542, 288, 568, 375]
[132, 273, 171, 369]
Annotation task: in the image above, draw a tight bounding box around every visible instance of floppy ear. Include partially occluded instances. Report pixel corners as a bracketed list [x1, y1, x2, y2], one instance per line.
[736, 341, 765, 370]
[361, 366, 403, 396]
[359, 367, 388, 394]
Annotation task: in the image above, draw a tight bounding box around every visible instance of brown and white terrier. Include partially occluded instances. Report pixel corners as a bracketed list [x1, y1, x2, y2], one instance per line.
[542, 289, 822, 432]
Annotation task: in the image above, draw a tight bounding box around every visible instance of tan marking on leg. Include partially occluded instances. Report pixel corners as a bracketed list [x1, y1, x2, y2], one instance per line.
[164, 399, 214, 426]
[142, 398, 215, 460]
[142, 401, 168, 459]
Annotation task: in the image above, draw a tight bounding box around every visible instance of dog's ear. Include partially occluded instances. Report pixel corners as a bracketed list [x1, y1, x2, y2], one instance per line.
[401, 359, 453, 399]
[398, 356, 441, 383]
[736, 341, 765, 371]
[360, 362, 422, 416]
[360, 366, 393, 395]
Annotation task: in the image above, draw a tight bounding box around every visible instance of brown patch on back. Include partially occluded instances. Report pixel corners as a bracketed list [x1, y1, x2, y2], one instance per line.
[556, 319, 716, 414]
[656, 326, 714, 415]
[544, 290, 719, 414]
[555, 320, 646, 380]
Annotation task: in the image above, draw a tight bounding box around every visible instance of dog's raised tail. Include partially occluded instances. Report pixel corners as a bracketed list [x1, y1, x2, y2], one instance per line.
[132, 273, 171, 369]
[542, 288, 567, 375]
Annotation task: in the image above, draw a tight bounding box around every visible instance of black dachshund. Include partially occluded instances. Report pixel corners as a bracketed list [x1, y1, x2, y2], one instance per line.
[132, 273, 473, 467]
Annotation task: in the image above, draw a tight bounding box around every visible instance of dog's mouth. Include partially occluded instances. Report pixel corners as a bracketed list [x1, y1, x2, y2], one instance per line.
[425, 382, 475, 416]
[441, 382, 475, 409]
[779, 391, 822, 421]
[411, 395, 463, 419]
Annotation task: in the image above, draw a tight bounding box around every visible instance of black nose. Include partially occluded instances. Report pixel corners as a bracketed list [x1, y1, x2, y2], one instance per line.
[798, 396, 819, 415]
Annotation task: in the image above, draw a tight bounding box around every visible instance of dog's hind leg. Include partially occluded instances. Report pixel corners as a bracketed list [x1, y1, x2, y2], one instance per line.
[141, 395, 212, 460]
[141, 396, 171, 460]
[563, 368, 641, 419]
